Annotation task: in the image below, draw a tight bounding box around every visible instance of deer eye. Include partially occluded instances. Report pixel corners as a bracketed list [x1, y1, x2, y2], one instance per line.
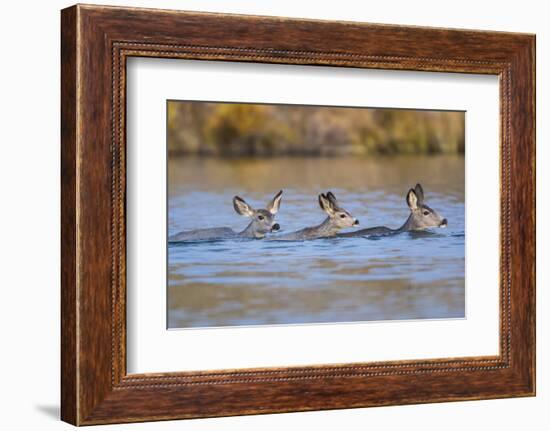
[258, 215, 264, 221]
[423, 210, 430, 216]
[340, 214, 346, 219]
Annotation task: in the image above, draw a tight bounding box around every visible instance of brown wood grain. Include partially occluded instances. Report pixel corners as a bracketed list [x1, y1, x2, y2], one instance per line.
[60, 5, 78, 425]
[61, 4, 535, 425]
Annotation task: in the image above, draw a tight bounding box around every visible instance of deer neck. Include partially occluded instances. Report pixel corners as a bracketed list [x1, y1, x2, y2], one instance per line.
[396, 213, 416, 232]
[312, 217, 339, 237]
[238, 221, 262, 238]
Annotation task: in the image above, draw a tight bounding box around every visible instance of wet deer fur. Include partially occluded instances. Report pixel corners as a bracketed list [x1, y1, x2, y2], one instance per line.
[269, 192, 358, 241]
[339, 184, 447, 238]
[169, 191, 283, 242]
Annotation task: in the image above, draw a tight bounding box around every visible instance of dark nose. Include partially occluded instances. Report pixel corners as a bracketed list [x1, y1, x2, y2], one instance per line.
[272, 223, 280, 231]
[354, 219, 359, 226]
[440, 218, 448, 227]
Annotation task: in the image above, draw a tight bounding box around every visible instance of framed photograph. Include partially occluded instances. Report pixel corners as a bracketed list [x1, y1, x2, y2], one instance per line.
[61, 4, 535, 425]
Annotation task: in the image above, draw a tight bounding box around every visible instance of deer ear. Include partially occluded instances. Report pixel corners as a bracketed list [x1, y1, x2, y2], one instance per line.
[319, 193, 335, 216]
[326, 191, 339, 209]
[414, 183, 424, 205]
[406, 189, 419, 210]
[267, 190, 283, 215]
[318, 194, 327, 211]
[233, 196, 255, 217]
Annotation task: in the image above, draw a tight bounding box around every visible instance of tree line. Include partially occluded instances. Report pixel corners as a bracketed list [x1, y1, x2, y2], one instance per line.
[168, 101, 465, 157]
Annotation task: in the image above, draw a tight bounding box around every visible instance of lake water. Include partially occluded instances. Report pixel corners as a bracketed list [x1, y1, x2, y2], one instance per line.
[168, 156, 465, 329]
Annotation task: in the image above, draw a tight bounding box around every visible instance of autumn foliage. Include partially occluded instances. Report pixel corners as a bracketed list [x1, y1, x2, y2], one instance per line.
[168, 101, 465, 157]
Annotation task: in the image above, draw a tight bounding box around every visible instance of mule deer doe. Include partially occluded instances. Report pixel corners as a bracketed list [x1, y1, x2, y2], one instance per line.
[269, 191, 358, 241]
[169, 191, 283, 242]
[339, 183, 447, 238]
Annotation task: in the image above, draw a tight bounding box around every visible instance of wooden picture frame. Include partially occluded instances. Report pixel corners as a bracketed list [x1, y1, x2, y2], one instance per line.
[61, 4, 535, 425]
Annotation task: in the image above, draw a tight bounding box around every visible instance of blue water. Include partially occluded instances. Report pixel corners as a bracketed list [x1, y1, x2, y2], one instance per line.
[168, 156, 465, 328]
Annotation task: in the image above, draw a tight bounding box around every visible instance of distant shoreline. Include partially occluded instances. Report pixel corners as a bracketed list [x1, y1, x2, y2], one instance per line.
[168, 101, 465, 158]
[167, 151, 466, 158]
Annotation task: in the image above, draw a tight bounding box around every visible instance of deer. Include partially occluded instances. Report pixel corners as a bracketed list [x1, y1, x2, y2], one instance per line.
[339, 183, 447, 238]
[169, 191, 283, 242]
[269, 191, 358, 241]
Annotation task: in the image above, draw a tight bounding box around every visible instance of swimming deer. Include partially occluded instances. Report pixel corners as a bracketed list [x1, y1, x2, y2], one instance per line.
[339, 183, 447, 238]
[169, 191, 283, 242]
[269, 192, 358, 241]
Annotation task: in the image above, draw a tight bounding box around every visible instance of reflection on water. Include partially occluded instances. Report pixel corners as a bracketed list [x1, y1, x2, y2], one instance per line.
[168, 156, 465, 328]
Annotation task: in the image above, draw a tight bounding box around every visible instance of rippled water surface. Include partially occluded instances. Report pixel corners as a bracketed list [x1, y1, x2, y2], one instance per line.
[168, 156, 465, 328]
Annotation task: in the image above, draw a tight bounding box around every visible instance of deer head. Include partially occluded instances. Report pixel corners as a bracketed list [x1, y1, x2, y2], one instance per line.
[405, 184, 447, 230]
[319, 191, 359, 231]
[233, 190, 283, 238]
